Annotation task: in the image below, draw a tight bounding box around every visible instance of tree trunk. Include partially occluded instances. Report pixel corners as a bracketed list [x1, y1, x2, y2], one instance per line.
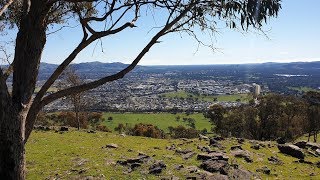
[0, 107, 26, 180]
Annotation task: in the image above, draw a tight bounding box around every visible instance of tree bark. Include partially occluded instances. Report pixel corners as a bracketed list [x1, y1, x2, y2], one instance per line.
[0, 106, 26, 180]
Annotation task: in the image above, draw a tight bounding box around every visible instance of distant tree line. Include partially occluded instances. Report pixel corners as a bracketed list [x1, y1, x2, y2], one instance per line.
[206, 92, 320, 142]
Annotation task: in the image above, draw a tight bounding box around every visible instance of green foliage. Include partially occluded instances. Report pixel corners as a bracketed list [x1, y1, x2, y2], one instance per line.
[207, 94, 313, 141]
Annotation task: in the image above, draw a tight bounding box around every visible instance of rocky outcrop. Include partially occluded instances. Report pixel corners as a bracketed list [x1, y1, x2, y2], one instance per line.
[277, 144, 304, 159]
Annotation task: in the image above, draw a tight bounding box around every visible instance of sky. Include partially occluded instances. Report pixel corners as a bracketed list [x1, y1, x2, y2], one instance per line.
[3, 0, 320, 65]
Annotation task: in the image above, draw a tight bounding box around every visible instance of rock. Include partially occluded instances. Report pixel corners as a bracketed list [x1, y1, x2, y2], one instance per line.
[315, 161, 320, 168]
[294, 141, 307, 149]
[228, 168, 253, 179]
[117, 154, 150, 166]
[130, 162, 141, 170]
[60, 126, 69, 131]
[294, 159, 313, 165]
[231, 145, 242, 151]
[34, 125, 50, 131]
[106, 143, 118, 149]
[197, 145, 213, 153]
[232, 150, 253, 163]
[199, 134, 209, 141]
[211, 174, 229, 180]
[184, 166, 199, 173]
[197, 153, 229, 161]
[307, 150, 319, 157]
[278, 144, 304, 159]
[166, 144, 176, 151]
[175, 149, 193, 154]
[316, 149, 320, 156]
[119, 133, 126, 137]
[209, 138, 219, 146]
[149, 161, 166, 174]
[174, 164, 184, 170]
[256, 166, 271, 175]
[268, 156, 283, 165]
[276, 137, 286, 144]
[237, 138, 245, 144]
[209, 139, 225, 149]
[182, 152, 196, 160]
[306, 142, 320, 150]
[199, 160, 228, 174]
[251, 144, 260, 150]
[213, 136, 224, 141]
[87, 130, 96, 133]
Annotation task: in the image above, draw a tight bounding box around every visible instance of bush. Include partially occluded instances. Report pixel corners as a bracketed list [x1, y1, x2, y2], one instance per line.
[96, 125, 112, 132]
[132, 123, 166, 139]
[168, 125, 199, 139]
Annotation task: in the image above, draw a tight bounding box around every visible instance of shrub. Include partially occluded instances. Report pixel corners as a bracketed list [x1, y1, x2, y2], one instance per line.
[132, 123, 166, 139]
[96, 125, 112, 132]
[168, 125, 199, 139]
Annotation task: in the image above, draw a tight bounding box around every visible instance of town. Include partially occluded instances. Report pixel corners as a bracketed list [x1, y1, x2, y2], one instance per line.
[44, 71, 265, 112]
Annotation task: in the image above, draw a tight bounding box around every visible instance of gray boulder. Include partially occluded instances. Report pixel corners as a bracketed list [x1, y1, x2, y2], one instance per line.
[277, 144, 304, 159]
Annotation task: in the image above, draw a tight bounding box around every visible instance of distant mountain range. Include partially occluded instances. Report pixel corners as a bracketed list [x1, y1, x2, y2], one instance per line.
[2, 61, 320, 81]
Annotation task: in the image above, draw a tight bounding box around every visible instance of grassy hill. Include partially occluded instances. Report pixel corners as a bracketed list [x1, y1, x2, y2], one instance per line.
[26, 130, 320, 179]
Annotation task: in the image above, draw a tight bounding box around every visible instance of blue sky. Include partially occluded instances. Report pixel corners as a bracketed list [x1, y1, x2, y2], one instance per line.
[3, 0, 320, 65]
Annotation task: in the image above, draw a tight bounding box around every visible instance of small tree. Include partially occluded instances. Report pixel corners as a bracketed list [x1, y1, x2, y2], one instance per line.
[58, 68, 90, 130]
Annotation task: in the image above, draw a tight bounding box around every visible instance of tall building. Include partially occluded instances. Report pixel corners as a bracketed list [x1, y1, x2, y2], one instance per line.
[253, 83, 261, 96]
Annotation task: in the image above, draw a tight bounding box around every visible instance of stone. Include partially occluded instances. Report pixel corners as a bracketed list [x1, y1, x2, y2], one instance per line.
[231, 145, 242, 151]
[278, 144, 304, 159]
[256, 166, 271, 175]
[199, 134, 210, 141]
[87, 130, 96, 133]
[199, 160, 228, 174]
[228, 168, 253, 179]
[60, 126, 69, 131]
[182, 152, 196, 160]
[106, 143, 118, 149]
[237, 138, 245, 144]
[315, 161, 320, 168]
[251, 144, 260, 150]
[175, 149, 193, 154]
[232, 150, 253, 163]
[149, 161, 166, 174]
[184, 166, 199, 173]
[294, 141, 307, 149]
[268, 156, 283, 165]
[276, 137, 286, 144]
[166, 144, 176, 151]
[174, 164, 184, 170]
[306, 142, 320, 150]
[209, 138, 219, 146]
[197, 153, 229, 161]
[294, 159, 313, 165]
[211, 174, 229, 180]
[316, 149, 320, 156]
[213, 136, 224, 141]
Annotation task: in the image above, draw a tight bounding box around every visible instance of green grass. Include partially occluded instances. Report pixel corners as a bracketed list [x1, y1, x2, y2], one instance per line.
[26, 130, 320, 179]
[288, 86, 320, 93]
[102, 112, 212, 133]
[162, 91, 252, 103]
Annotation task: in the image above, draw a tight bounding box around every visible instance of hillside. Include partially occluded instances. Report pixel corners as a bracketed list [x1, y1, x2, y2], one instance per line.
[26, 130, 320, 179]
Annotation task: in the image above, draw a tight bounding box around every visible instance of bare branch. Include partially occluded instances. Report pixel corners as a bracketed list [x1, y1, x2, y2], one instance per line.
[39, 2, 196, 107]
[0, 0, 14, 17]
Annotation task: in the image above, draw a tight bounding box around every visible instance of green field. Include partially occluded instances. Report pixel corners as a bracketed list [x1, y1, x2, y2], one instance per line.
[102, 112, 212, 132]
[161, 91, 252, 102]
[26, 130, 320, 179]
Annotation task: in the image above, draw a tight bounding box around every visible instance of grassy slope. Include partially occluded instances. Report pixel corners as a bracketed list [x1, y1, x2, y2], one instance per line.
[162, 91, 251, 102]
[102, 112, 212, 132]
[26, 130, 320, 179]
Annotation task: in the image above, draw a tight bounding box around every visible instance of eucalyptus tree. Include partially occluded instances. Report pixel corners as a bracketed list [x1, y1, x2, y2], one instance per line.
[0, 0, 281, 179]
